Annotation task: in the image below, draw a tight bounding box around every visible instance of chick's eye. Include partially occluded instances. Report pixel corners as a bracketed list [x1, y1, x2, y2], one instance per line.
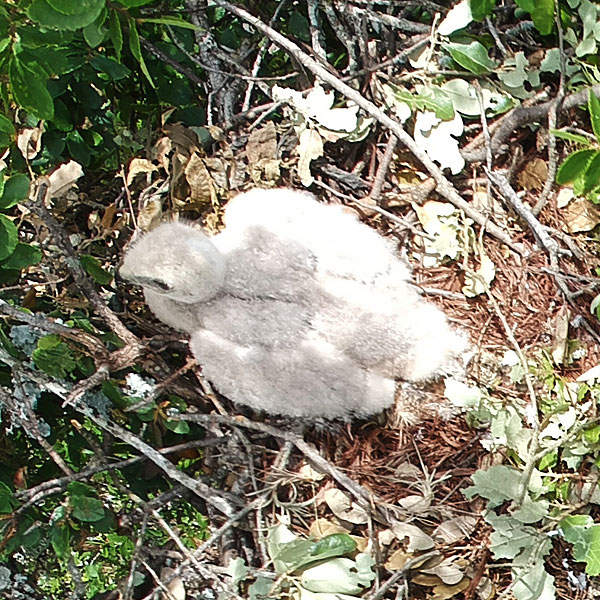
[151, 279, 172, 292]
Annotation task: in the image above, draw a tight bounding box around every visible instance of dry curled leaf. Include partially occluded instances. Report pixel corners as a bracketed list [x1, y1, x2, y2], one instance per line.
[561, 197, 600, 233]
[298, 128, 323, 187]
[47, 160, 84, 199]
[391, 522, 435, 552]
[517, 157, 548, 191]
[127, 158, 157, 186]
[17, 126, 43, 160]
[432, 515, 478, 544]
[323, 488, 368, 525]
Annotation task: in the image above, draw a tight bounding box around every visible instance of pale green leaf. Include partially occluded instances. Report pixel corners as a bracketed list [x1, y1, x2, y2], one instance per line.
[446, 41, 496, 75]
[589, 91, 600, 142]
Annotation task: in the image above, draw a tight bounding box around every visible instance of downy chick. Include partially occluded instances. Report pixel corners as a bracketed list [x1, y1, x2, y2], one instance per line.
[120, 188, 468, 419]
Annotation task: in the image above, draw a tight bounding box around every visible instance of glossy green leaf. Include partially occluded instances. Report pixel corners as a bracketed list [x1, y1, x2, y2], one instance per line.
[1, 243, 41, 270]
[0, 173, 30, 209]
[556, 148, 597, 185]
[0, 214, 18, 261]
[589, 91, 600, 143]
[583, 152, 600, 193]
[83, 19, 106, 48]
[515, 0, 554, 35]
[117, 0, 154, 6]
[469, 0, 496, 20]
[164, 419, 191, 434]
[8, 58, 54, 120]
[140, 16, 199, 29]
[0, 114, 15, 136]
[80, 254, 114, 285]
[127, 17, 155, 87]
[446, 41, 496, 75]
[50, 522, 71, 559]
[28, 0, 104, 30]
[47, 0, 105, 16]
[71, 495, 105, 522]
[109, 9, 123, 61]
[0, 481, 14, 513]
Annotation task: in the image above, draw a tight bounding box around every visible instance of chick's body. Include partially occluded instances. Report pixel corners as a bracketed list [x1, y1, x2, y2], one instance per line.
[120, 188, 467, 419]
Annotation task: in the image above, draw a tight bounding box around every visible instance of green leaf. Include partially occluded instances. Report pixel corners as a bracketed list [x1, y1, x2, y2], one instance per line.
[583, 151, 600, 193]
[556, 148, 597, 185]
[462, 465, 521, 507]
[68, 481, 95, 497]
[560, 515, 600, 575]
[550, 130, 592, 145]
[8, 57, 54, 120]
[0, 114, 15, 136]
[164, 419, 190, 434]
[50, 522, 71, 559]
[80, 254, 114, 285]
[117, 0, 155, 6]
[310, 534, 357, 560]
[0, 173, 30, 209]
[127, 17, 155, 87]
[0, 243, 41, 270]
[33, 335, 77, 378]
[47, 0, 105, 15]
[83, 19, 106, 48]
[469, 0, 496, 21]
[446, 41, 496, 75]
[28, 0, 104, 30]
[109, 9, 123, 61]
[0, 481, 14, 513]
[0, 214, 18, 261]
[71, 495, 106, 522]
[390, 84, 454, 121]
[589, 91, 600, 142]
[139, 16, 199, 30]
[515, 0, 554, 35]
[90, 55, 130, 80]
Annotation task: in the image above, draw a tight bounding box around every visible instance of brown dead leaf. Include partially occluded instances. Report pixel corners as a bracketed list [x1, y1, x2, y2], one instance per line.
[384, 548, 411, 570]
[153, 136, 173, 172]
[562, 197, 600, 233]
[127, 158, 157, 186]
[47, 160, 84, 199]
[164, 123, 200, 157]
[17, 126, 43, 160]
[183, 153, 217, 208]
[100, 204, 118, 232]
[517, 158, 548, 191]
[431, 578, 470, 600]
[412, 574, 444, 586]
[137, 199, 163, 231]
[246, 121, 278, 164]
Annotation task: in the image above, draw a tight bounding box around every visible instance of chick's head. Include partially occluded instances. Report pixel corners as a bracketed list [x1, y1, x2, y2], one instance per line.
[120, 223, 225, 304]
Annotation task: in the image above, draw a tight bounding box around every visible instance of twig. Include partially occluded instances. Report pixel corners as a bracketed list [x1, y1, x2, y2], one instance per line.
[533, 2, 566, 216]
[307, 0, 327, 60]
[369, 134, 397, 202]
[485, 169, 562, 266]
[213, 0, 522, 253]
